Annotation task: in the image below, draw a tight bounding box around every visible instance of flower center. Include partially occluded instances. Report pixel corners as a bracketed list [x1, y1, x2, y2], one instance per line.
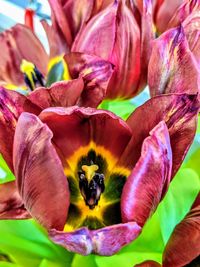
[20, 59, 44, 91]
[78, 164, 105, 209]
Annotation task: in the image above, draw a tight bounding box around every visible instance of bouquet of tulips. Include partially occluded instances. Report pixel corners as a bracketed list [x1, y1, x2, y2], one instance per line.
[0, 0, 199, 266]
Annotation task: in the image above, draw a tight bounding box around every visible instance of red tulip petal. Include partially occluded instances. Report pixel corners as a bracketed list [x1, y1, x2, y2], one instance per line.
[139, 0, 155, 90]
[48, 0, 73, 47]
[73, 1, 141, 99]
[135, 261, 161, 267]
[13, 112, 69, 230]
[121, 121, 172, 226]
[41, 20, 68, 58]
[64, 52, 114, 107]
[155, 0, 182, 33]
[0, 24, 48, 85]
[182, 11, 200, 66]
[49, 222, 141, 255]
[163, 194, 200, 267]
[39, 106, 132, 160]
[62, 0, 94, 40]
[148, 26, 199, 97]
[0, 181, 30, 219]
[0, 87, 40, 171]
[28, 78, 84, 109]
[167, 0, 200, 30]
[120, 94, 199, 179]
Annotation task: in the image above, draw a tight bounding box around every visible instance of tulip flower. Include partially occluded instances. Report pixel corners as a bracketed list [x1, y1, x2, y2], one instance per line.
[0, 92, 198, 255]
[0, 24, 114, 107]
[148, 23, 200, 97]
[70, 0, 154, 99]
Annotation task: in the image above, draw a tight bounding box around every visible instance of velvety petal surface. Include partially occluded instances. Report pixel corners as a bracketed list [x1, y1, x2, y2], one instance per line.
[120, 94, 199, 178]
[183, 10, 200, 67]
[163, 193, 200, 267]
[148, 26, 200, 97]
[39, 106, 132, 160]
[0, 87, 40, 171]
[155, 0, 182, 33]
[27, 78, 84, 109]
[167, 0, 200, 31]
[13, 112, 69, 230]
[72, 1, 141, 99]
[0, 181, 30, 219]
[0, 24, 48, 85]
[49, 222, 141, 255]
[64, 53, 114, 107]
[121, 121, 172, 226]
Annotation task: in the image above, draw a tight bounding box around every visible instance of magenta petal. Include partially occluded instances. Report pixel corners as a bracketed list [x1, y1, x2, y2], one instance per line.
[49, 227, 93, 255]
[39, 106, 132, 160]
[13, 112, 69, 230]
[148, 26, 199, 97]
[120, 94, 199, 179]
[49, 222, 141, 255]
[121, 121, 172, 226]
[0, 181, 30, 219]
[163, 194, 200, 267]
[91, 222, 141, 255]
[64, 52, 114, 107]
[0, 87, 40, 171]
[28, 78, 84, 109]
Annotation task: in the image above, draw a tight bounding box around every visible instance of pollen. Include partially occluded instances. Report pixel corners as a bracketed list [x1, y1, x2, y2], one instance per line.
[82, 164, 99, 182]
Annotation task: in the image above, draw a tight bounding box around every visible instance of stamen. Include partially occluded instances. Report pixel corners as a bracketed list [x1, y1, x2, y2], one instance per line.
[78, 165, 105, 209]
[20, 59, 44, 91]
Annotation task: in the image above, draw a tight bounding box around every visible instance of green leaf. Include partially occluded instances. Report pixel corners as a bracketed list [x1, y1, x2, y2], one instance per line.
[98, 99, 136, 120]
[0, 220, 73, 267]
[0, 155, 15, 184]
[157, 168, 200, 244]
[197, 115, 200, 134]
[46, 62, 64, 87]
[71, 255, 97, 267]
[0, 263, 19, 267]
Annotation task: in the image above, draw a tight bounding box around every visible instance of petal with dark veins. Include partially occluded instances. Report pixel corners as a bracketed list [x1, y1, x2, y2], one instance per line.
[120, 94, 199, 179]
[13, 112, 69, 230]
[39, 106, 132, 160]
[0, 181, 30, 219]
[121, 121, 172, 226]
[28, 78, 84, 109]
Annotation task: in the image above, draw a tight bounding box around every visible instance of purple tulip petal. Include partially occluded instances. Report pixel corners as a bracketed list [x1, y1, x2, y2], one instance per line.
[0, 24, 48, 85]
[72, 1, 141, 99]
[121, 121, 172, 226]
[148, 26, 199, 97]
[120, 94, 199, 179]
[13, 112, 69, 230]
[0, 181, 30, 219]
[28, 78, 84, 109]
[49, 222, 141, 255]
[39, 106, 132, 160]
[0, 87, 40, 171]
[64, 52, 114, 107]
[163, 193, 200, 267]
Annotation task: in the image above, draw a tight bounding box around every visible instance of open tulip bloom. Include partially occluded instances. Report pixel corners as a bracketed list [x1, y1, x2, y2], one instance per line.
[0, 88, 199, 255]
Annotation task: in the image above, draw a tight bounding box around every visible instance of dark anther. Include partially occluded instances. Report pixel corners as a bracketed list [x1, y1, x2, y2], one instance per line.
[24, 66, 44, 91]
[78, 171, 105, 209]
